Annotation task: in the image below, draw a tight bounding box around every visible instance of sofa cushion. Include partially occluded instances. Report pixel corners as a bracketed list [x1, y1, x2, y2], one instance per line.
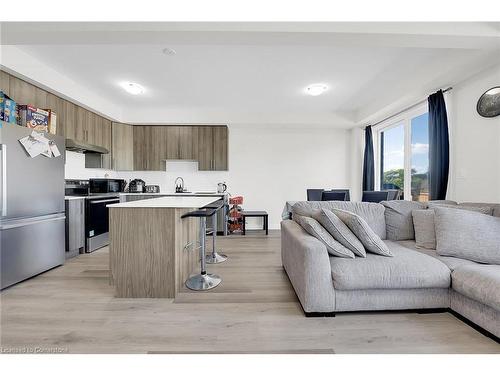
[460, 202, 500, 217]
[434, 207, 500, 264]
[412, 205, 493, 250]
[294, 215, 355, 258]
[312, 209, 366, 257]
[331, 208, 392, 256]
[291, 201, 386, 239]
[397, 240, 478, 271]
[452, 264, 500, 311]
[329, 240, 451, 290]
[381, 200, 425, 240]
[412, 209, 436, 249]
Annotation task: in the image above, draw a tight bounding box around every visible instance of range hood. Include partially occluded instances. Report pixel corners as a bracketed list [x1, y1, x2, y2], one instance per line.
[65, 138, 109, 154]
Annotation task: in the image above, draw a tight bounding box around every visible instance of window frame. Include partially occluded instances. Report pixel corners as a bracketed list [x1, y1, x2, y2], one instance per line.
[373, 103, 429, 201]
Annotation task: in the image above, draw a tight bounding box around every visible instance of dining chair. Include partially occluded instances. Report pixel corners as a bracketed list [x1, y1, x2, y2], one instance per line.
[306, 189, 324, 201]
[321, 191, 348, 201]
[362, 191, 390, 203]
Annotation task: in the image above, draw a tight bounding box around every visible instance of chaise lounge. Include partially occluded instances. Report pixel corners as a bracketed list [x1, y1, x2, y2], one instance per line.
[281, 200, 500, 340]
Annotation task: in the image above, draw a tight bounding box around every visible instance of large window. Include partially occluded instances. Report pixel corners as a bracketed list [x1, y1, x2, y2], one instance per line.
[376, 106, 429, 202]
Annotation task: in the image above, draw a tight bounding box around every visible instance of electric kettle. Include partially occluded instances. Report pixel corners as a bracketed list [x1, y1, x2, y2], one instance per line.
[217, 182, 227, 193]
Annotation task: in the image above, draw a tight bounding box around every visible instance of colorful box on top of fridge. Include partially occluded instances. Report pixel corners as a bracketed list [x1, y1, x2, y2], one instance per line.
[17, 105, 49, 132]
[0, 91, 18, 123]
[44, 109, 57, 135]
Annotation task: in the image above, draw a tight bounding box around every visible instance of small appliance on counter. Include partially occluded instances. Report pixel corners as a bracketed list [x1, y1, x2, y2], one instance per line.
[128, 179, 146, 193]
[89, 178, 125, 194]
[145, 185, 160, 193]
[217, 182, 227, 193]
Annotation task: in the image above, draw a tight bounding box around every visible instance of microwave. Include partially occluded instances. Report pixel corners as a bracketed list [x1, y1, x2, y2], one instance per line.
[89, 178, 126, 194]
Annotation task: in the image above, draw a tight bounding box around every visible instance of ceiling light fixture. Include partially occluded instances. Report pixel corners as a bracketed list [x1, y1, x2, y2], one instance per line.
[162, 47, 177, 56]
[120, 82, 145, 95]
[305, 83, 329, 96]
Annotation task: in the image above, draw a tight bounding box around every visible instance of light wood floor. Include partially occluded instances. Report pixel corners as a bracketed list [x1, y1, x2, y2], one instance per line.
[1, 231, 498, 354]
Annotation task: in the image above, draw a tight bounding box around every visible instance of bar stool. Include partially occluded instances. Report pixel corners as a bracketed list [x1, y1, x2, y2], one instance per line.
[202, 200, 228, 264]
[181, 208, 221, 291]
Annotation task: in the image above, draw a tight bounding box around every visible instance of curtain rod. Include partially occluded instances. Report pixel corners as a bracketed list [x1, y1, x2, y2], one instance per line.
[370, 87, 453, 128]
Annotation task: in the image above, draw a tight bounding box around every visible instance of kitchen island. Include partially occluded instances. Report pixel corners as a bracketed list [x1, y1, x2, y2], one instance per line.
[108, 196, 220, 298]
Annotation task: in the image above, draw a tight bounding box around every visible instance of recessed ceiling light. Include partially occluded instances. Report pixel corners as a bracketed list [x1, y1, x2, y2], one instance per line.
[120, 82, 145, 95]
[162, 47, 177, 56]
[305, 83, 329, 96]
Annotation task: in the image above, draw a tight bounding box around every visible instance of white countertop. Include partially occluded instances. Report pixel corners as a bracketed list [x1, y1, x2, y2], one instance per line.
[65, 196, 86, 200]
[108, 196, 220, 208]
[119, 192, 225, 196]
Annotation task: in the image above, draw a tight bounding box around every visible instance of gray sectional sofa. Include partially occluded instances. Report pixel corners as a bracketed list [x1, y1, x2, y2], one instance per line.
[281, 200, 500, 340]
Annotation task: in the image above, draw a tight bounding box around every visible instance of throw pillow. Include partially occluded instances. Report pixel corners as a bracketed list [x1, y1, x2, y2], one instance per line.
[434, 207, 500, 264]
[330, 208, 393, 257]
[294, 215, 355, 258]
[381, 200, 425, 240]
[412, 205, 493, 250]
[412, 209, 436, 249]
[312, 208, 366, 257]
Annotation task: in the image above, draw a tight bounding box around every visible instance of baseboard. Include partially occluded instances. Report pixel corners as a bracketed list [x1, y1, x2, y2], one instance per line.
[304, 311, 336, 317]
[449, 310, 500, 344]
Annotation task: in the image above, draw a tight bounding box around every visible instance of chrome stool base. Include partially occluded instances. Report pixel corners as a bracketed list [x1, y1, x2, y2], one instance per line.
[185, 273, 221, 291]
[205, 251, 228, 264]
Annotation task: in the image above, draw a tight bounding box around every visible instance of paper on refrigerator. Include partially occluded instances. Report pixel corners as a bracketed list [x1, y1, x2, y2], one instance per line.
[18, 130, 60, 158]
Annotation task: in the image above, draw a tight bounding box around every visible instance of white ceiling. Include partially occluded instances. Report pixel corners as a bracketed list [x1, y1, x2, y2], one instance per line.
[1, 22, 500, 127]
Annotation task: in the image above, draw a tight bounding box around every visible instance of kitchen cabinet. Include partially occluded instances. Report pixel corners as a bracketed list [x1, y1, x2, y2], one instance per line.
[9, 76, 35, 106]
[112, 122, 134, 170]
[63, 101, 77, 139]
[213, 126, 228, 170]
[196, 126, 228, 171]
[46, 93, 66, 137]
[133, 125, 150, 170]
[0, 70, 10, 95]
[65, 199, 85, 258]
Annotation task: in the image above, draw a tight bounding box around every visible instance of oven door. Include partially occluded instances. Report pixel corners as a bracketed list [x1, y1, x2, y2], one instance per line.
[86, 197, 120, 238]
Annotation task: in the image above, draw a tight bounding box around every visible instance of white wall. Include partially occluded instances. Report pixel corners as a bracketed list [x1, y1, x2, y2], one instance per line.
[65, 124, 351, 229]
[447, 64, 500, 203]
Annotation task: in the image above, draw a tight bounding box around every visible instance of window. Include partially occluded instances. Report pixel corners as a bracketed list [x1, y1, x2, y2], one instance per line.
[375, 105, 429, 202]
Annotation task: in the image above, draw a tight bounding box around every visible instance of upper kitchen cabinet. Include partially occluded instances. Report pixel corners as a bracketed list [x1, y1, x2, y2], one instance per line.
[165, 126, 196, 160]
[0, 70, 10, 95]
[63, 101, 77, 139]
[112, 122, 134, 171]
[133, 125, 161, 171]
[46, 93, 66, 137]
[197, 126, 228, 171]
[213, 126, 228, 171]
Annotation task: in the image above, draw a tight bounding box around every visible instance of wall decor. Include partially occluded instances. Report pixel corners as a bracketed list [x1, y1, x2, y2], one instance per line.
[476, 86, 500, 118]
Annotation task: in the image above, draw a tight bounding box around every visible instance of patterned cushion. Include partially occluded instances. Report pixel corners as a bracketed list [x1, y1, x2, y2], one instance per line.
[330, 208, 393, 257]
[312, 208, 366, 257]
[294, 215, 355, 258]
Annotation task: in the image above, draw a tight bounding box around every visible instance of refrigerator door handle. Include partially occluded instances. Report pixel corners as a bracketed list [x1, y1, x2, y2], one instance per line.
[1, 144, 6, 217]
[0, 214, 65, 230]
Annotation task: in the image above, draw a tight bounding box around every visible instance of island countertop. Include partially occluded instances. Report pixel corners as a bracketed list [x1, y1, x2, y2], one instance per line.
[107, 196, 219, 209]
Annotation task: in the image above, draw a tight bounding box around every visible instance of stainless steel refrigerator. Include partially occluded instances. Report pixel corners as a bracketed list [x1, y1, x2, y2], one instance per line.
[0, 122, 66, 289]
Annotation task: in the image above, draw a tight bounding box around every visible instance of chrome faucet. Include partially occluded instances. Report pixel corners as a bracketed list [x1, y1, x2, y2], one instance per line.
[175, 177, 185, 193]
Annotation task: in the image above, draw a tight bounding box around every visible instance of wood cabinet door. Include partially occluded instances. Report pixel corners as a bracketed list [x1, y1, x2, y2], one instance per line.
[63, 101, 77, 140]
[112, 122, 134, 170]
[75, 106, 87, 142]
[9, 76, 36, 106]
[133, 125, 148, 170]
[101, 118, 112, 169]
[178, 126, 195, 160]
[46, 93, 65, 137]
[0, 70, 10, 95]
[197, 126, 214, 170]
[165, 126, 179, 159]
[213, 126, 228, 170]
[150, 126, 167, 170]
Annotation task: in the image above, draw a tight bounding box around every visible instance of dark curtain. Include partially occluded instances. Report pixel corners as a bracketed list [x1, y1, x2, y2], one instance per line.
[428, 90, 450, 200]
[362, 125, 374, 191]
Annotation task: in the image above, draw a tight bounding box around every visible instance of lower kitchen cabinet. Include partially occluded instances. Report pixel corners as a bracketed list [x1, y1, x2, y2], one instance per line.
[65, 199, 85, 259]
